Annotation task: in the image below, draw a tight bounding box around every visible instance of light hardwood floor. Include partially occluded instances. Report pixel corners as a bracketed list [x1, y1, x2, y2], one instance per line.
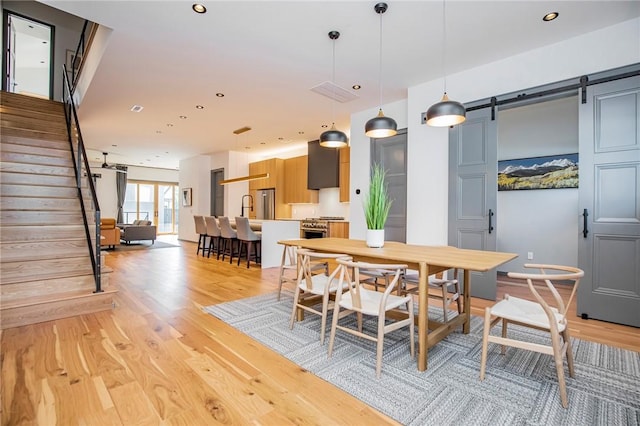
[2, 239, 638, 425]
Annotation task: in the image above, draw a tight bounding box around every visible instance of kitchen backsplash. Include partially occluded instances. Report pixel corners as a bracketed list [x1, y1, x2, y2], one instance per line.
[290, 188, 350, 219]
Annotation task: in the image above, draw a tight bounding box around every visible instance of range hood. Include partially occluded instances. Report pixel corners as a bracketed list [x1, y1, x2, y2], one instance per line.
[307, 140, 339, 189]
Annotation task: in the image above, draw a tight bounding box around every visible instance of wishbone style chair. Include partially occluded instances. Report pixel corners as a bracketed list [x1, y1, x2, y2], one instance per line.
[277, 245, 328, 301]
[401, 268, 462, 322]
[479, 263, 584, 408]
[289, 249, 351, 344]
[328, 258, 414, 378]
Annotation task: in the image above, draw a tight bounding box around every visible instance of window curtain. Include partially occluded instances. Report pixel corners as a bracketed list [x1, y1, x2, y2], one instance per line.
[115, 165, 128, 223]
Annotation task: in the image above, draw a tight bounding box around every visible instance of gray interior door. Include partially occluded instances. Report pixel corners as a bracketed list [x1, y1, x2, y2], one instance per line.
[577, 75, 640, 327]
[210, 168, 224, 217]
[449, 108, 498, 300]
[371, 129, 407, 243]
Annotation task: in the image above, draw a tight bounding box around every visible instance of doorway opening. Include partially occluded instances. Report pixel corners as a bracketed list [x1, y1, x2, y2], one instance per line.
[123, 181, 180, 235]
[2, 11, 53, 99]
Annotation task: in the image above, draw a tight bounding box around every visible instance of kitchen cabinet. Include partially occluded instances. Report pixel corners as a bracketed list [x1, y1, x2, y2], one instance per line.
[339, 146, 350, 202]
[327, 222, 349, 238]
[248, 158, 290, 219]
[284, 155, 318, 204]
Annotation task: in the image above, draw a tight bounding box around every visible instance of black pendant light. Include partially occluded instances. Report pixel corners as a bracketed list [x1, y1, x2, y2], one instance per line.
[320, 30, 348, 148]
[365, 2, 397, 138]
[426, 0, 466, 127]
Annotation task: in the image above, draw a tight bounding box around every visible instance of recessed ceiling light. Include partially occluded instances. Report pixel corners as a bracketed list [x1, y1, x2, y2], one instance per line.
[260, 142, 266, 145]
[192, 4, 206, 14]
[179, 115, 187, 119]
[130, 105, 144, 112]
[112, 144, 117, 147]
[216, 93, 224, 97]
[543, 12, 559, 22]
[156, 130, 162, 134]
[245, 146, 251, 150]
[321, 124, 328, 128]
[167, 123, 174, 127]
[195, 105, 204, 109]
[278, 137, 284, 140]
[352, 84, 361, 90]
[298, 131, 304, 135]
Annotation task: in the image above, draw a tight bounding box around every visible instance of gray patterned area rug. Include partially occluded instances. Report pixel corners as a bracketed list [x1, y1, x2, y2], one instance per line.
[204, 291, 640, 425]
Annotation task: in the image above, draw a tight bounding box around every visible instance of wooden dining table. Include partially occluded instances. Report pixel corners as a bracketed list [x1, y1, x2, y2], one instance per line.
[278, 237, 517, 371]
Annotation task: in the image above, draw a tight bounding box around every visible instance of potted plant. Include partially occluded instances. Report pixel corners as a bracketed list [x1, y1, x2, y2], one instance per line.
[363, 163, 392, 248]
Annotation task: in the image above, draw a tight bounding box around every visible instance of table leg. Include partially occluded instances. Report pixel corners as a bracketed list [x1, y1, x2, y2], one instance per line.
[463, 268, 471, 334]
[418, 261, 429, 371]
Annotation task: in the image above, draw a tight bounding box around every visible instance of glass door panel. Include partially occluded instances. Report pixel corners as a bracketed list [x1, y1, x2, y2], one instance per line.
[159, 184, 175, 234]
[138, 184, 154, 222]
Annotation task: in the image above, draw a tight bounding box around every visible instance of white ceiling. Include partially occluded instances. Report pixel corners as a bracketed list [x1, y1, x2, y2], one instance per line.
[39, 1, 640, 170]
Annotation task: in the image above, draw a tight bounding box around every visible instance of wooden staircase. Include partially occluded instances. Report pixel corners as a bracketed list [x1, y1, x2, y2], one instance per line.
[0, 91, 116, 329]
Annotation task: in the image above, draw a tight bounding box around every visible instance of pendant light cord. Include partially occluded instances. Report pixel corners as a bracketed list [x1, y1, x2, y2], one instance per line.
[378, 9, 383, 108]
[331, 37, 336, 124]
[442, 0, 447, 94]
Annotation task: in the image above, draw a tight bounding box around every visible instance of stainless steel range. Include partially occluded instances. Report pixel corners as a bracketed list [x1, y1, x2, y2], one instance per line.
[300, 217, 344, 238]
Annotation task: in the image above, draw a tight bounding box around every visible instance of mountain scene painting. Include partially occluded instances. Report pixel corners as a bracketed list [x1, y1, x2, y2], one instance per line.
[498, 153, 579, 191]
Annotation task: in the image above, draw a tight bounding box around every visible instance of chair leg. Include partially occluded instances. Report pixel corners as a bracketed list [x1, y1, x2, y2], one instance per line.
[563, 329, 576, 377]
[289, 286, 302, 329]
[246, 241, 252, 268]
[277, 247, 288, 301]
[440, 284, 449, 322]
[501, 318, 508, 355]
[551, 331, 569, 408]
[375, 312, 386, 378]
[327, 301, 341, 358]
[454, 281, 463, 314]
[237, 241, 244, 266]
[319, 292, 330, 345]
[479, 307, 492, 381]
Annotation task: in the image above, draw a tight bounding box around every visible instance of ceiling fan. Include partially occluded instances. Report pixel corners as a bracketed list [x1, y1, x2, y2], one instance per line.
[101, 152, 127, 173]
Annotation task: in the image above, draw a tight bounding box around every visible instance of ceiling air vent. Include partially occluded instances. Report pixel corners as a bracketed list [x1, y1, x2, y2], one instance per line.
[130, 105, 144, 112]
[310, 81, 358, 103]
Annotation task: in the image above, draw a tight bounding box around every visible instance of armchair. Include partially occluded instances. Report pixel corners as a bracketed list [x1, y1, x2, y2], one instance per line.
[100, 218, 121, 250]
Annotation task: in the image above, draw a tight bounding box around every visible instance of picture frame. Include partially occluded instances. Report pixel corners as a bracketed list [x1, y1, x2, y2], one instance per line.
[65, 49, 82, 74]
[182, 187, 192, 206]
[498, 153, 579, 191]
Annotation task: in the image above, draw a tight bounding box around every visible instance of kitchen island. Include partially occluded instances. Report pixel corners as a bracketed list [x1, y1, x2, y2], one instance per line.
[230, 219, 300, 268]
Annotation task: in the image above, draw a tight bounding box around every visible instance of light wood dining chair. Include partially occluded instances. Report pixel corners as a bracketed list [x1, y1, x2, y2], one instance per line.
[277, 245, 328, 300]
[402, 268, 462, 322]
[328, 259, 414, 378]
[479, 264, 584, 408]
[289, 249, 350, 344]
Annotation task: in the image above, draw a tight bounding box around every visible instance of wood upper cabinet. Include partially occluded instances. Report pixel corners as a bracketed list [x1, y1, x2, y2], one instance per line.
[284, 156, 318, 204]
[248, 158, 290, 218]
[339, 146, 350, 202]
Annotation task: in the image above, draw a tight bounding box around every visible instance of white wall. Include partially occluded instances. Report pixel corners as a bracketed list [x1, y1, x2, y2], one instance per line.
[178, 155, 210, 242]
[349, 18, 640, 249]
[497, 96, 579, 272]
[349, 99, 408, 239]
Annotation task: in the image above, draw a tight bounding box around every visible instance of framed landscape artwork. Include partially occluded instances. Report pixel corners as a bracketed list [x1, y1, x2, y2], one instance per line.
[498, 153, 579, 191]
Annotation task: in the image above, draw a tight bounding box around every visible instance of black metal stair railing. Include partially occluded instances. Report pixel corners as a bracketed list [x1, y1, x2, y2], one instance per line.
[62, 20, 102, 293]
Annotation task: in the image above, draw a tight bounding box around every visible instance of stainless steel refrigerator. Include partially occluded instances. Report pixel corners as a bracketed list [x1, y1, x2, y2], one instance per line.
[255, 188, 275, 220]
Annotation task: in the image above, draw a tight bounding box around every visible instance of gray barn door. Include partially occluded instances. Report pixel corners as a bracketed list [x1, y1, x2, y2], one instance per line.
[449, 108, 498, 300]
[372, 129, 407, 243]
[577, 76, 640, 327]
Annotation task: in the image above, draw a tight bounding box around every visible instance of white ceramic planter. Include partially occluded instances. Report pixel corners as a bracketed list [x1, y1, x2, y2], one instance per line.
[366, 229, 385, 248]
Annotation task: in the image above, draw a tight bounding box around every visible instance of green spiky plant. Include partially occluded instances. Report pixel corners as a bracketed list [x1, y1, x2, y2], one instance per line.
[363, 163, 392, 230]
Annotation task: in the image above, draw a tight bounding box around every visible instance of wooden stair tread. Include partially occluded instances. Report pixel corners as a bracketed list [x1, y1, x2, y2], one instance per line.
[0, 287, 117, 310]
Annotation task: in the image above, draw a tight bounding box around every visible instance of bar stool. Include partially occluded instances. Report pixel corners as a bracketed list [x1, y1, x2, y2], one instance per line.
[217, 217, 238, 263]
[204, 216, 221, 258]
[193, 215, 208, 256]
[235, 216, 261, 268]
